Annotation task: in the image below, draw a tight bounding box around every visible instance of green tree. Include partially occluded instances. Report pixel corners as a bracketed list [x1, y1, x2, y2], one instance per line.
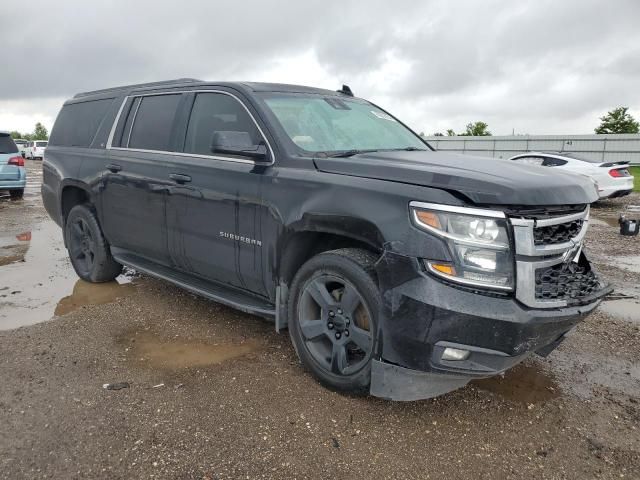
[461, 121, 491, 136]
[432, 132, 444, 136]
[32, 122, 49, 140]
[594, 107, 639, 134]
[446, 129, 456, 136]
[9, 131, 23, 139]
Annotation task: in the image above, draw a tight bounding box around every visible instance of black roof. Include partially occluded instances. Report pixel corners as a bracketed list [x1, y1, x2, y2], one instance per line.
[73, 78, 202, 98]
[73, 79, 347, 100]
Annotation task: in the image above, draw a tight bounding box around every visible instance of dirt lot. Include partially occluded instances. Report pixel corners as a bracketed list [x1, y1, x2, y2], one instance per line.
[1, 160, 639, 479]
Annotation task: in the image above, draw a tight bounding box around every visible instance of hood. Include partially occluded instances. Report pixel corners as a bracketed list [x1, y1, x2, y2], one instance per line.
[314, 150, 598, 206]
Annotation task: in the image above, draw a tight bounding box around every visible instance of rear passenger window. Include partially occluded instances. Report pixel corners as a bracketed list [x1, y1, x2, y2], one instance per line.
[184, 93, 261, 156]
[542, 157, 567, 167]
[128, 94, 181, 151]
[513, 156, 544, 166]
[49, 98, 114, 147]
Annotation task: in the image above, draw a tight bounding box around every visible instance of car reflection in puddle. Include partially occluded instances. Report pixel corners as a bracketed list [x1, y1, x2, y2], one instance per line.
[120, 331, 261, 369]
[0, 218, 137, 330]
[472, 362, 560, 404]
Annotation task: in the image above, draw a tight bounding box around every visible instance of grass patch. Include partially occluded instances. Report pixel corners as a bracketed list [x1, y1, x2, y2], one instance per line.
[631, 166, 640, 191]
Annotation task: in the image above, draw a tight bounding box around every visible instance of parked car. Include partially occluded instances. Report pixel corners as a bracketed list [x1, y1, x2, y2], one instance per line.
[26, 140, 48, 159]
[42, 79, 611, 401]
[0, 131, 26, 199]
[13, 138, 28, 158]
[509, 152, 634, 199]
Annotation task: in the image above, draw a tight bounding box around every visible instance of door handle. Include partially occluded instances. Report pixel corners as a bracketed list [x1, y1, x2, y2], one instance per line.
[106, 163, 122, 173]
[169, 173, 192, 184]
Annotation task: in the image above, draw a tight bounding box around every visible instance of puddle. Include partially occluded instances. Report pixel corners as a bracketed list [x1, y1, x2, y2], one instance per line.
[609, 255, 640, 274]
[589, 217, 620, 228]
[55, 279, 136, 316]
[600, 298, 640, 324]
[0, 218, 136, 330]
[123, 331, 260, 369]
[472, 362, 560, 404]
[551, 349, 640, 400]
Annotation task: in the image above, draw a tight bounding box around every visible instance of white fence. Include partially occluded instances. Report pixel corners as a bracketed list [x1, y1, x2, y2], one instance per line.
[422, 134, 640, 165]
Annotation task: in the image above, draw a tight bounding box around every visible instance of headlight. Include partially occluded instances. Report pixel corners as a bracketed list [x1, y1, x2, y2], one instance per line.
[410, 202, 514, 291]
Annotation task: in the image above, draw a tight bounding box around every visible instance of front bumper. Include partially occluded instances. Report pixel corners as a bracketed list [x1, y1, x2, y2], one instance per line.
[370, 251, 609, 401]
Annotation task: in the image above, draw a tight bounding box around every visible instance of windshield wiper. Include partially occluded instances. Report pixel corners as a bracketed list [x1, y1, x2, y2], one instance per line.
[326, 149, 380, 158]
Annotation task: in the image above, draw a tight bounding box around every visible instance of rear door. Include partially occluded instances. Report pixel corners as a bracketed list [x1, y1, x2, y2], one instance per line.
[0, 134, 20, 181]
[164, 90, 271, 296]
[102, 93, 185, 266]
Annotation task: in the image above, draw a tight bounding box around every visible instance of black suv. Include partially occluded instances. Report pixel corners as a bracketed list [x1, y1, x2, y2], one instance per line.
[42, 79, 610, 400]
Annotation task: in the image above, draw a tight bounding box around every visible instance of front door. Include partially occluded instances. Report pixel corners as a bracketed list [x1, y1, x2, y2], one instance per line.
[165, 91, 270, 296]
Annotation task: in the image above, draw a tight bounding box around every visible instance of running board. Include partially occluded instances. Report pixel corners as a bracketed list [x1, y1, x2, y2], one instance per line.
[112, 251, 276, 318]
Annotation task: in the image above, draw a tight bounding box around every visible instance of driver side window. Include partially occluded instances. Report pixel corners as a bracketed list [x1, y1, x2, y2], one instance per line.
[184, 93, 262, 156]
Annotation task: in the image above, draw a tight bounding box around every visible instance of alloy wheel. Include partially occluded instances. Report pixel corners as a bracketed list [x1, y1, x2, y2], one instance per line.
[297, 274, 373, 376]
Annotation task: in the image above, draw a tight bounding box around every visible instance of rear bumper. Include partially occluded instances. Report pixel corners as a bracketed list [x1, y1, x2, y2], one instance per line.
[598, 177, 634, 198]
[371, 252, 609, 401]
[0, 179, 27, 190]
[601, 188, 633, 199]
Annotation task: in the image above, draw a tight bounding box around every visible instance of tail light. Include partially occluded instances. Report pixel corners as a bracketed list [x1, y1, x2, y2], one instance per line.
[8, 156, 24, 167]
[609, 169, 630, 178]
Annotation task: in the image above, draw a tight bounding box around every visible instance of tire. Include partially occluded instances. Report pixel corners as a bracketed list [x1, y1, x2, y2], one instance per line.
[9, 189, 24, 200]
[65, 204, 122, 282]
[288, 248, 380, 395]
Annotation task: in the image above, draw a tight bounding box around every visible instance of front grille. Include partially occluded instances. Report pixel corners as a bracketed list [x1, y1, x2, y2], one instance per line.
[504, 204, 587, 219]
[533, 219, 584, 245]
[535, 258, 601, 301]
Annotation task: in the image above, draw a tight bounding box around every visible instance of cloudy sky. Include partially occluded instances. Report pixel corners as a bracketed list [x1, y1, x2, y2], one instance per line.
[2, 0, 640, 136]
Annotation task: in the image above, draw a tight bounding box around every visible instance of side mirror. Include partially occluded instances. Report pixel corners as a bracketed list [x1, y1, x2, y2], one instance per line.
[210, 131, 267, 161]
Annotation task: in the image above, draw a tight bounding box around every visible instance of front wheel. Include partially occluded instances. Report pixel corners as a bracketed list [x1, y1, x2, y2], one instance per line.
[288, 248, 380, 395]
[65, 204, 122, 282]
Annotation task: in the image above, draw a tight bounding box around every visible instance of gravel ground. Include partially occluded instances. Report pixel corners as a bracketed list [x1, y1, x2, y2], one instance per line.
[0, 160, 639, 479]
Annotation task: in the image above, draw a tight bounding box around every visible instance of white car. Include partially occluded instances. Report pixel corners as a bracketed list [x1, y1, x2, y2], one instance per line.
[509, 152, 634, 199]
[13, 139, 28, 157]
[26, 140, 48, 160]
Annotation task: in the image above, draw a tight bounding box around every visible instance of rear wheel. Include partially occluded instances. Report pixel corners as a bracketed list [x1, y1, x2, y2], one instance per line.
[9, 189, 24, 200]
[288, 248, 380, 394]
[65, 204, 122, 282]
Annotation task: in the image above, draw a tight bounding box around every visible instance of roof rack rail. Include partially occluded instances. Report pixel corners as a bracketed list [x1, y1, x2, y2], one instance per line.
[73, 78, 202, 98]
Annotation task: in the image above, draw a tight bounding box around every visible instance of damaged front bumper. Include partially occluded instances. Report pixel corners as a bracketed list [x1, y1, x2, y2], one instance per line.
[370, 251, 610, 401]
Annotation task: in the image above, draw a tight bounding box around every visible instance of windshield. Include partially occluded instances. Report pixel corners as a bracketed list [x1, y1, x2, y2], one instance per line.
[36, 141, 48, 147]
[261, 93, 426, 154]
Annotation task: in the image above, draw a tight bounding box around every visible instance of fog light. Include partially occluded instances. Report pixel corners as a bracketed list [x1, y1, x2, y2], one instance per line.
[442, 347, 470, 361]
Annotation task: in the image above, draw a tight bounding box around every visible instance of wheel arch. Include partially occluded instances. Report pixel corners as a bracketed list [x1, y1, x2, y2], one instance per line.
[274, 225, 384, 333]
[59, 182, 94, 246]
[60, 182, 93, 222]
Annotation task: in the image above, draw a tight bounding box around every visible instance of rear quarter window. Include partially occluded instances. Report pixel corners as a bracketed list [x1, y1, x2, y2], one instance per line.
[49, 98, 115, 147]
[0, 134, 19, 154]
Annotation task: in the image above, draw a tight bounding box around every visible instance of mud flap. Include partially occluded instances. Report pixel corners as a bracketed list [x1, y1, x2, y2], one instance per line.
[275, 284, 289, 333]
[370, 359, 470, 401]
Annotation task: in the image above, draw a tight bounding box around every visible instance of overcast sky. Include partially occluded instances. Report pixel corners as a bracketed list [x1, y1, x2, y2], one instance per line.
[2, 0, 640, 136]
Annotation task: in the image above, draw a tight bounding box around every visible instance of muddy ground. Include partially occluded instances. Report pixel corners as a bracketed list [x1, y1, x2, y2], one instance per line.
[0, 160, 639, 479]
